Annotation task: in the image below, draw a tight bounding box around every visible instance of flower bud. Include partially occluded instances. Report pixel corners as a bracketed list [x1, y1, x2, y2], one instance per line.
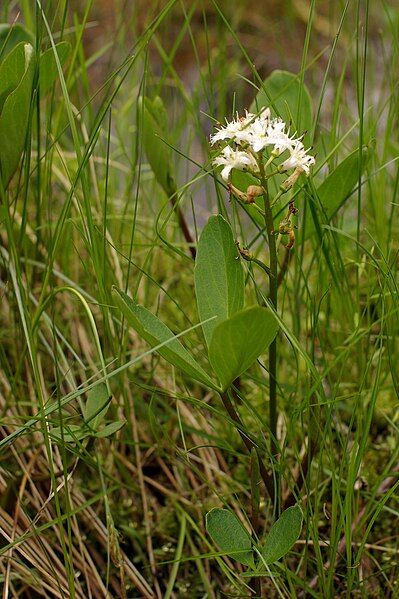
[246, 185, 264, 203]
[280, 167, 303, 191]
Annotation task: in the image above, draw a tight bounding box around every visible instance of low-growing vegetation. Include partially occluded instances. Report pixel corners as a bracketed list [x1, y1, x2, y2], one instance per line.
[0, 1, 398, 597]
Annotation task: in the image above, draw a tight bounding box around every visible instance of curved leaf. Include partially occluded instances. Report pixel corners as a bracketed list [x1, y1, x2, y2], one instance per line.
[260, 505, 303, 565]
[194, 215, 244, 348]
[206, 508, 253, 567]
[112, 287, 217, 389]
[139, 95, 175, 194]
[50, 424, 88, 443]
[0, 42, 27, 115]
[83, 382, 111, 429]
[209, 306, 279, 391]
[0, 23, 34, 62]
[305, 146, 372, 240]
[0, 42, 35, 188]
[95, 420, 125, 438]
[39, 42, 71, 96]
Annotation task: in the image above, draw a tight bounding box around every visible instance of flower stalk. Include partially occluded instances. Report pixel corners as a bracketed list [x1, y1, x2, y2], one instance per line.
[210, 106, 315, 508]
[257, 159, 279, 470]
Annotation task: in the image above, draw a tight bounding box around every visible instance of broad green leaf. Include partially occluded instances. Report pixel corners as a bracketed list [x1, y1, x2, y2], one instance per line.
[151, 95, 168, 132]
[39, 42, 71, 96]
[206, 508, 253, 567]
[194, 215, 244, 348]
[0, 42, 27, 115]
[209, 306, 278, 391]
[112, 287, 217, 389]
[0, 42, 35, 188]
[83, 383, 111, 429]
[0, 23, 34, 62]
[304, 146, 371, 240]
[50, 424, 88, 443]
[260, 505, 303, 565]
[95, 420, 125, 438]
[140, 95, 175, 194]
[251, 70, 313, 146]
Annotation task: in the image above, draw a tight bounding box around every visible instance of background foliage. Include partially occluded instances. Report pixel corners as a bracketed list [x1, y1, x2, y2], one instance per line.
[0, 1, 399, 597]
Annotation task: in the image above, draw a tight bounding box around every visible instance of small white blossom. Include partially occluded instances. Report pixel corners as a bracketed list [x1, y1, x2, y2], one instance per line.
[280, 140, 315, 175]
[249, 106, 272, 130]
[210, 110, 254, 145]
[249, 117, 295, 154]
[213, 146, 258, 181]
[210, 108, 270, 146]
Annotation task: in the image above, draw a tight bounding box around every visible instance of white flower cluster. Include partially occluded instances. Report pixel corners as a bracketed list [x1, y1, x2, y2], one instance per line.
[211, 107, 315, 182]
[213, 146, 259, 182]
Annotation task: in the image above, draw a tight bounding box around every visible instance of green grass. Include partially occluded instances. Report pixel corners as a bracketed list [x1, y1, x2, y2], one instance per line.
[1, 1, 399, 597]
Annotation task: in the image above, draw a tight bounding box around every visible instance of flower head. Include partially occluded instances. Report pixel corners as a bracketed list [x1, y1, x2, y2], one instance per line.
[280, 140, 315, 175]
[213, 146, 258, 181]
[210, 110, 255, 145]
[210, 106, 315, 182]
[248, 117, 295, 154]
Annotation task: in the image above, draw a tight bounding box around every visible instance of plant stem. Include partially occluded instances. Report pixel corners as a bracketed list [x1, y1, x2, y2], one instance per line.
[250, 450, 262, 597]
[277, 247, 292, 288]
[284, 391, 320, 508]
[169, 186, 196, 260]
[220, 391, 274, 501]
[258, 160, 279, 503]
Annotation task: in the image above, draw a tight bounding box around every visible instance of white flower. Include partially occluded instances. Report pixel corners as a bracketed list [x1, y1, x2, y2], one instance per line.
[210, 108, 270, 146]
[249, 117, 295, 154]
[250, 106, 271, 129]
[280, 140, 315, 175]
[213, 146, 258, 181]
[243, 116, 294, 154]
[266, 120, 296, 155]
[210, 111, 253, 145]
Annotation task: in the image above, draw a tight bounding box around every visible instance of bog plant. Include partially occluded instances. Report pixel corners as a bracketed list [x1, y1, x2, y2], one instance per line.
[206, 505, 302, 571]
[0, 23, 370, 583]
[111, 68, 371, 590]
[0, 27, 368, 577]
[1, 4, 393, 597]
[50, 383, 125, 443]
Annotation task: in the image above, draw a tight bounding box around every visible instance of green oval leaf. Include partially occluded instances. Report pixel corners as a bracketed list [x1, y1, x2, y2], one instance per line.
[251, 70, 313, 146]
[304, 146, 371, 240]
[0, 42, 28, 115]
[0, 23, 34, 62]
[260, 505, 303, 565]
[194, 215, 244, 349]
[50, 424, 88, 443]
[39, 41, 71, 96]
[83, 382, 111, 429]
[0, 42, 35, 188]
[140, 95, 175, 194]
[95, 420, 125, 438]
[206, 508, 253, 567]
[112, 287, 217, 389]
[209, 306, 279, 391]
